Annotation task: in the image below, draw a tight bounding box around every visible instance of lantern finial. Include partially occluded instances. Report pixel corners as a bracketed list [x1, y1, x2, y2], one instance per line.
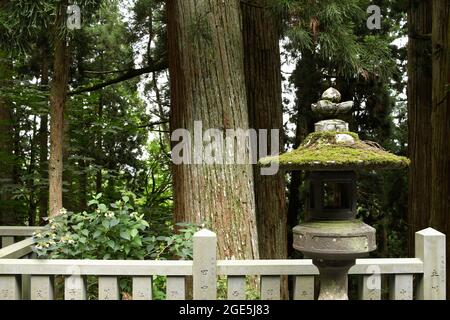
[311, 87, 353, 120]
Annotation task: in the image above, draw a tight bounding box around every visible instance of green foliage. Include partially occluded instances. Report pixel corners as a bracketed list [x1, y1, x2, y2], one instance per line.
[32, 193, 198, 260]
[0, 0, 103, 54]
[32, 192, 198, 299]
[0, 0, 172, 226]
[279, 0, 397, 80]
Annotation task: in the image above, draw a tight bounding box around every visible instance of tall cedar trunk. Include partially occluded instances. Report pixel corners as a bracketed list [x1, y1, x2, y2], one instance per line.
[0, 100, 13, 225]
[49, 1, 70, 217]
[241, 0, 287, 260]
[168, 0, 259, 259]
[430, 0, 450, 296]
[0, 51, 14, 225]
[407, 0, 433, 254]
[39, 40, 49, 222]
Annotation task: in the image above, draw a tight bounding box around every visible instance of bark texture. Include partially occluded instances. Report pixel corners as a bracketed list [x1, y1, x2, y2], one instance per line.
[49, 1, 70, 217]
[407, 0, 433, 254]
[241, 0, 287, 260]
[0, 51, 14, 225]
[168, 0, 259, 259]
[430, 0, 450, 296]
[39, 40, 49, 222]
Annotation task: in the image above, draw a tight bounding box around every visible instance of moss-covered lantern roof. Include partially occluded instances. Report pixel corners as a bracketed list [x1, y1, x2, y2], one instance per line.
[259, 87, 410, 171]
[259, 131, 410, 171]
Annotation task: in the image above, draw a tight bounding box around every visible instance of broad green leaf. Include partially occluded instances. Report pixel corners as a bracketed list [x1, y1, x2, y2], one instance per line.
[88, 199, 98, 206]
[120, 230, 131, 240]
[102, 220, 110, 229]
[132, 237, 142, 246]
[107, 240, 115, 249]
[130, 228, 138, 238]
[109, 219, 120, 227]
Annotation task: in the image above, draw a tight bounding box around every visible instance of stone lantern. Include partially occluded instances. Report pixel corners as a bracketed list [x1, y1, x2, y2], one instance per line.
[259, 87, 409, 300]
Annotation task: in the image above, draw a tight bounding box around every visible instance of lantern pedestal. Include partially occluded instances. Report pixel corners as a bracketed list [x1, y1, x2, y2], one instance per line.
[293, 220, 376, 300]
[314, 259, 354, 300]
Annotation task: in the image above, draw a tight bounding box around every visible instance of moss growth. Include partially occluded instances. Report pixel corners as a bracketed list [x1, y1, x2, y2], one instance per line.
[298, 219, 366, 230]
[259, 131, 410, 170]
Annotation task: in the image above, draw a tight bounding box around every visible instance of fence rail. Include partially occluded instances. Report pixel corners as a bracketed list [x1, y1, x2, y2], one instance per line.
[0, 226, 47, 249]
[0, 226, 446, 300]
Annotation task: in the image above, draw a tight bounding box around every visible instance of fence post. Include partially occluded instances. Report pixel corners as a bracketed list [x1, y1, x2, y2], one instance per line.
[415, 227, 446, 300]
[193, 228, 217, 300]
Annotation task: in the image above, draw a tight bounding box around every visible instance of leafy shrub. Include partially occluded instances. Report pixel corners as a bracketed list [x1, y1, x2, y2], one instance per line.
[32, 193, 198, 261]
[32, 193, 199, 299]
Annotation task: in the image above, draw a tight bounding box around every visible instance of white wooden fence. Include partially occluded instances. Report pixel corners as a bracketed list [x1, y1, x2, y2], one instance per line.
[0, 226, 446, 300]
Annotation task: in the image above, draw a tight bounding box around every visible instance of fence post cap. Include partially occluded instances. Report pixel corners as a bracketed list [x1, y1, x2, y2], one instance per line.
[416, 227, 445, 237]
[193, 228, 216, 238]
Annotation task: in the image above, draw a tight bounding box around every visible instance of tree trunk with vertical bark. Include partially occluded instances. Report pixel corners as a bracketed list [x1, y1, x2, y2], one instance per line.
[241, 0, 287, 260]
[95, 96, 103, 195]
[49, 1, 70, 217]
[39, 39, 49, 222]
[168, 0, 259, 259]
[407, 0, 433, 254]
[0, 51, 14, 225]
[430, 0, 450, 296]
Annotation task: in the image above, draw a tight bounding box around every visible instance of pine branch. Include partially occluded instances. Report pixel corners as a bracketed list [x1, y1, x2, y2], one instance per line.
[137, 120, 169, 128]
[69, 58, 168, 95]
[84, 69, 133, 75]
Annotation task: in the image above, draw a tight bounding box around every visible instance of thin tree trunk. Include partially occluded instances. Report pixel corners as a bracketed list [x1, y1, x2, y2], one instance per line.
[39, 39, 49, 223]
[95, 94, 103, 195]
[168, 0, 259, 259]
[152, 71, 170, 146]
[241, 0, 287, 261]
[96, 169, 102, 194]
[406, 0, 433, 255]
[49, 1, 70, 217]
[0, 51, 14, 225]
[430, 0, 450, 296]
